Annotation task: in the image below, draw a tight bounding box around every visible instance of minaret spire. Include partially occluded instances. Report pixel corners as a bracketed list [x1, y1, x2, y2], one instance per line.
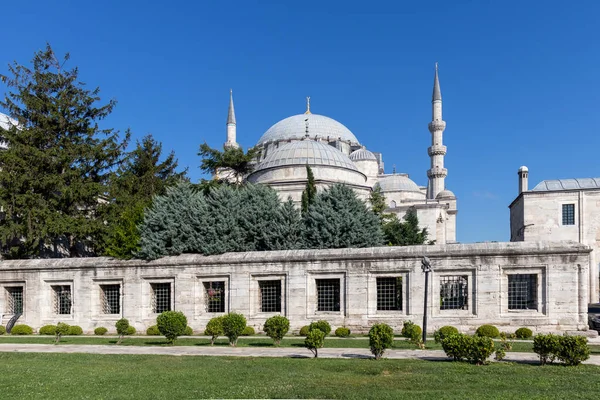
[427, 63, 448, 199]
[304, 96, 311, 115]
[224, 89, 239, 149]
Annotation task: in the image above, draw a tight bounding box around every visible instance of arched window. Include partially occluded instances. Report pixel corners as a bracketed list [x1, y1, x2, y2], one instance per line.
[390, 200, 396, 208]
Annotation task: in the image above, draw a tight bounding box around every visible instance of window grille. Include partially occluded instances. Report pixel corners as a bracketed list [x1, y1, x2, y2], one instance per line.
[316, 279, 340, 312]
[203, 281, 225, 313]
[440, 276, 468, 310]
[100, 285, 120, 314]
[52, 285, 72, 315]
[562, 204, 575, 225]
[151, 283, 171, 313]
[508, 274, 538, 310]
[259, 280, 281, 312]
[376, 277, 402, 311]
[6, 287, 23, 314]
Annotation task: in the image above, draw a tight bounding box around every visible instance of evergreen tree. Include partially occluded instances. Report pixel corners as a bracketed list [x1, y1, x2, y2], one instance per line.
[301, 165, 317, 215]
[198, 143, 259, 183]
[103, 202, 145, 259]
[369, 183, 387, 220]
[383, 207, 429, 246]
[0, 44, 128, 258]
[303, 184, 384, 249]
[273, 198, 304, 250]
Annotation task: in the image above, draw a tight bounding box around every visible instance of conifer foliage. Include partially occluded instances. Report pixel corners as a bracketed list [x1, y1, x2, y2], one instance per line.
[301, 165, 317, 215]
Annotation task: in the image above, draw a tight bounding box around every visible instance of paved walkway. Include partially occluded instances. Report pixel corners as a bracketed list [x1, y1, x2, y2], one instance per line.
[1, 343, 600, 365]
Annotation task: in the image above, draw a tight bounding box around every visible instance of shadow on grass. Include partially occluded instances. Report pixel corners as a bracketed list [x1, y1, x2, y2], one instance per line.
[341, 353, 372, 359]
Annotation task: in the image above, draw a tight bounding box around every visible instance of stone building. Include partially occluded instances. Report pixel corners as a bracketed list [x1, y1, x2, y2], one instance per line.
[0, 242, 590, 334]
[510, 167, 600, 302]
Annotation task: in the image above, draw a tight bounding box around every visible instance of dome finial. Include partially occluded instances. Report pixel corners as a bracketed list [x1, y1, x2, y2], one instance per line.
[304, 96, 311, 114]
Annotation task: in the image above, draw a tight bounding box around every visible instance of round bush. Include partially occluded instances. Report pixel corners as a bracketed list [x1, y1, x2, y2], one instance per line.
[39, 325, 57, 335]
[0, 326, 6, 335]
[470, 336, 495, 365]
[67, 325, 83, 335]
[475, 325, 500, 338]
[305, 329, 326, 358]
[56, 322, 70, 337]
[241, 326, 255, 336]
[10, 324, 33, 335]
[515, 327, 533, 339]
[434, 326, 459, 343]
[146, 325, 161, 336]
[94, 327, 108, 336]
[401, 320, 422, 341]
[308, 320, 331, 336]
[205, 316, 224, 345]
[369, 323, 394, 359]
[157, 311, 188, 344]
[555, 335, 590, 366]
[115, 318, 130, 336]
[263, 315, 290, 345]
[299, 326, 310, 336]
[184, 326, 193, 336]
[335, 327, 351, 337]
[222, 312, 247, 346]
[126, 326, 136, 335]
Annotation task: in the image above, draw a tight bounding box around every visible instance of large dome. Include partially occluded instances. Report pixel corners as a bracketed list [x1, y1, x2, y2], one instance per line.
[257, 114, 360, 146]
[254, 139, 359, 172]
[378, 174, 421, 193]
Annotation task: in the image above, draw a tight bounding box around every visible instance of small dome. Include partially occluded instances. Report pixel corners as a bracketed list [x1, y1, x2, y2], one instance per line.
[518, 166, 528, 172]
[377, 174, 421, 193]
[257, 114, 360, 146]
[255, 139, 359, 172]
[436, 189, 456, 199]
[349, 148, 377, 161]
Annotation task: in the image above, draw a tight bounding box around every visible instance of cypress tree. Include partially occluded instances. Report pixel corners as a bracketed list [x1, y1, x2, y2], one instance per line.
[369, 183, 387, 220]
[303, 184, 384, 249]
[301, 165, 317, 215]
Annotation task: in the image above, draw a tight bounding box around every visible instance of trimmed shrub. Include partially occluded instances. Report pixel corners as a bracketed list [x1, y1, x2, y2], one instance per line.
[146, 325, 161, 336]
[115, 318, 130, 345]
[441, 333, 472, 361]
[305, 329, 326, 358]
[263, 315, 290, 346]
[434, 326, 459, 344]
[205, 316, 224, 345]
[222, 312, 247, 346]
[0, 326, 6, 335]
[555, 335, 590, 366]
[55, 322, 70, 343]
[157, 311, 188, 344]
[469, 336, 495, 365]
[475, 324, 500, 338]
[369, 323, 394, 360]
[94, 327, 108, 336]
[515, 327, 533, 339]
[533, 334, 560, 365]
[10, 324, 33, 335]
[67, 325, 83, 335]
[127, 326, 136, 335]
[401, 320, 422, 342]
[241, 326, 255, 336]
[335, 327, 351, 338]
[299, 326, 310, 336]
[39, 325, 57, 335]
[495, 347, 506, 361]
[308, 320, 331, 336]
[184, 326, 193, 336]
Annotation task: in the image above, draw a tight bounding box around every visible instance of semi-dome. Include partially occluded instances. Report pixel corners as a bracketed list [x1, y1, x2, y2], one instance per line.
[255, 139, 359, 172]
[257, 114, 360, 146]
[436, 189, 456, 199]
[378, 174, 421, 192]
[349, 148, 377, 161]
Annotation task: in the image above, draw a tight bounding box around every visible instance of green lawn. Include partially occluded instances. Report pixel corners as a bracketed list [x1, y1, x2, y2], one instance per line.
[0, 352, 598, 399]
[0, 335, 598, 354]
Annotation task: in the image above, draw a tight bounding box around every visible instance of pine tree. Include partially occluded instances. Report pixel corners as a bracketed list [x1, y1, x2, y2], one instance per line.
[103, 202, 145, 259]
[273, 198, 304, 250]
[0, 44, 129, 258]
[369, 183, 387, 220]
[301, 165, 317, 215]
[198, 143, 259, 183]
[303, 184, 384, 249]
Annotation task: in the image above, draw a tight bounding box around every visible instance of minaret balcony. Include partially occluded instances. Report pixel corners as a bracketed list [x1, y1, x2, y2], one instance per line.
[428, 120, 446, 133]
[428, 145, 447, 156]
[427, 168, 448, 178]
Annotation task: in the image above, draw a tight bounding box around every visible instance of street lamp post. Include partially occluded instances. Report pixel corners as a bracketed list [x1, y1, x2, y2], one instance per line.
[421, 256, 432, 344]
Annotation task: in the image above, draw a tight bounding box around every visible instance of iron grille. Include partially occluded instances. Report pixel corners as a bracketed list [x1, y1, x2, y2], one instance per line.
[440, 276, 468, 310]
[259, 280, 282, 312]
[316, 279, 340, 312]
[151, 283, 171, 313]
[52, 285, 72, 315]
[101, 285, 120, 314]
[203, 281, 225, 313]
[6, 287, 23, 314]
[508, 274, 538, 310]
[376, 277, 402, 311]
[562, 204, 575, 225]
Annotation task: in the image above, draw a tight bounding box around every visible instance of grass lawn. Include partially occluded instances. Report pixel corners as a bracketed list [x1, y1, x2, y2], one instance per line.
[0, 352, 598, 399]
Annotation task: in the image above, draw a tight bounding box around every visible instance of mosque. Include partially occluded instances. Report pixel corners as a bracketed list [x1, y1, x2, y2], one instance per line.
[223, 65, 457, 244]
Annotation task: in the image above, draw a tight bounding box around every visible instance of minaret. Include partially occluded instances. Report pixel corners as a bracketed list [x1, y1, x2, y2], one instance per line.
[224, 89, 239, 149]
[427, 63, 448, 199]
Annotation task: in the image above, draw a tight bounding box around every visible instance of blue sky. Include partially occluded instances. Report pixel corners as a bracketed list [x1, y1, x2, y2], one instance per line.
[1, 0, 599, 243]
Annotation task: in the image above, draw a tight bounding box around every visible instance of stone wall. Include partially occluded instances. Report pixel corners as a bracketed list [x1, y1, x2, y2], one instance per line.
[0, 241, 591, 335]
